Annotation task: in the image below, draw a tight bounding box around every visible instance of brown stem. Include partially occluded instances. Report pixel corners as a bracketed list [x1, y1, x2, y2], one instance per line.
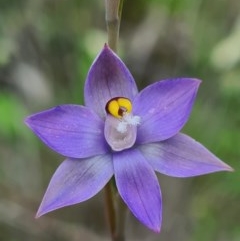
[104, 1, 125, 240]
[104, 180, 116, 240]
[115, 194, 127, 241]
[104, 181, 127, 241]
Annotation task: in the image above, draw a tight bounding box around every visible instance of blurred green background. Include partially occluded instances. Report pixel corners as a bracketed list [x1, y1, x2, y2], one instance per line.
[0, 0, 239, 240]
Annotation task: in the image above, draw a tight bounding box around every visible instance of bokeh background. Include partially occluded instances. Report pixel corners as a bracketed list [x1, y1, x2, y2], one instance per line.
[0, 0, 239, 240]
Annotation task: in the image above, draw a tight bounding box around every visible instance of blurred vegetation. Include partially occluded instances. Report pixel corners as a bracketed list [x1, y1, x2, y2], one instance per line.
[0, 0, 240, 240]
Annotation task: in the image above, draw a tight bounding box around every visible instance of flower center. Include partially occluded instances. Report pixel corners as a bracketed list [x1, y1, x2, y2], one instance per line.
[105, 97, 140, 133]
[104, 97, 141, 151]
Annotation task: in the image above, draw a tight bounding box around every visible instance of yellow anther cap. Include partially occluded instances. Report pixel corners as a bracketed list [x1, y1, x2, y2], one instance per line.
[106, 97, 132, 118]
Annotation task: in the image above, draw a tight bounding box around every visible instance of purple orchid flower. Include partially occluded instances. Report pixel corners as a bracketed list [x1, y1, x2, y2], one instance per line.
[25, 44, 232, 232]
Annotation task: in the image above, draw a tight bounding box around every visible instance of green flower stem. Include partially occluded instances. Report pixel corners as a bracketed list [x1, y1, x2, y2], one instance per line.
[104, 0, 124, 52]
[104, 1, 125, 240]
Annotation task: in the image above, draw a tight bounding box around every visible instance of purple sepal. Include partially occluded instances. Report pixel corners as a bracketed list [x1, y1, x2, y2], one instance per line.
[36, 154, 113, 217]
[25, 105, 109, 158]
[84, 45, 138, 118]
[133, 78, 201, 144]
[139, 133, 233, 177]
[113, 148, 162, 232]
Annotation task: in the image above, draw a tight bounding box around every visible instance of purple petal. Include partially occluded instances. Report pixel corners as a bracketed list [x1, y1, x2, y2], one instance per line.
[84, 45, 138, 118]
[25, 105, 109, 158]
[133, 78, 201, 144]
[36, 154, 113, 217]
[139, 133, 233, 177]
[113, 148, 162, 232]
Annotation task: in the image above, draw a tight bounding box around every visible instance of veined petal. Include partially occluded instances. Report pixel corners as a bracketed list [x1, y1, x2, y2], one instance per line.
[36, 154, 113, 217]
[139, 133, 233, 177]
[113, 148, 162, 232]
[84, 45, 138, 118]
[25, 105, 109, 158]
[133, 78, 201, 144]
